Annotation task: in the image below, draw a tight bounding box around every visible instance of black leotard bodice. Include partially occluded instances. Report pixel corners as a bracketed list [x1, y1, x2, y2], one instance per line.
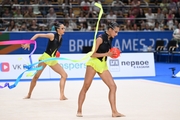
[96, 32, 113, 61]
[45, 33, 62, 57]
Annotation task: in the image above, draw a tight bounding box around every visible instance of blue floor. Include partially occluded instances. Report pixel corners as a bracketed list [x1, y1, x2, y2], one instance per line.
[144, 62, 180, 86]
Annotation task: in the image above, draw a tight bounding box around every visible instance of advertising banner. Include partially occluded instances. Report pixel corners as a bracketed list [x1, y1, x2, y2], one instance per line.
[0, 55, 50, 79]
[108, 53, 155, 77]
[0, 53, 155, 80]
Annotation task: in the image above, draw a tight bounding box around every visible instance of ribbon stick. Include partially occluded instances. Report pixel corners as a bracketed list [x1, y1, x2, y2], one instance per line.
[0, 3, 104, 89]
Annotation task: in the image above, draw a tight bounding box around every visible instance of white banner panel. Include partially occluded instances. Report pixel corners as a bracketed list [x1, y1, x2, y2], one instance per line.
[0, 53, 155, 80]
[0, 55, 50, 79]
[49, 54, 89, 79]
[108, 53, 155, 77]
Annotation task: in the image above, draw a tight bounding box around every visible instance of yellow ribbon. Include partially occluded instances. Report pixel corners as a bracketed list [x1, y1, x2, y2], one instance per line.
[72, 3, 104, 62]
[20, 3, 103, 77]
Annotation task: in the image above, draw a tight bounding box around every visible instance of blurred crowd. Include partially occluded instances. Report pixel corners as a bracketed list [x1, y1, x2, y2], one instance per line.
[0, 0, 180, 32]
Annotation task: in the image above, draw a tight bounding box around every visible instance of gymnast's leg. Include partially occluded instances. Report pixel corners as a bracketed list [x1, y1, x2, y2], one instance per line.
[98, 70, 125, 117]
[50, 63, 68, 100]
[24, 62, 47, 99]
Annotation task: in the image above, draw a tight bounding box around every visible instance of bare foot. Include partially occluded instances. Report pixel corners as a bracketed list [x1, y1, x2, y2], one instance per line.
[112, 112, 125, 117]
[23, 95, 31, 99]
[60, 96, 68, 100]
[76, 113, 83, 117]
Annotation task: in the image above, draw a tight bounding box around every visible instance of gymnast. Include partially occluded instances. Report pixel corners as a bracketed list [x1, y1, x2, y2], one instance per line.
[21, 22, 68, 100]
[77, 22, 125, 117]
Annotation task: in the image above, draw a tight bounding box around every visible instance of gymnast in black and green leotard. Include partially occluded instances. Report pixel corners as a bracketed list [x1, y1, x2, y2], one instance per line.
[39, 31, 63, 66]
[77, 22, 125, 117]
[21, 23, 67, 100]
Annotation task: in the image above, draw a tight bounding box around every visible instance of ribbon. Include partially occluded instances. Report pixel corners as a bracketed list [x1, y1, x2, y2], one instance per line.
[0, 3, 104, 89]
[0, 67, 43, 89]
[0, 40, 37, 89]
[0, 40, 37, 65]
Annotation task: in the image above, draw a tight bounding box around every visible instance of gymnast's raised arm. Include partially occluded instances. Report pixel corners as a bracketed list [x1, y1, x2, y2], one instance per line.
[21, 33, 54, 50]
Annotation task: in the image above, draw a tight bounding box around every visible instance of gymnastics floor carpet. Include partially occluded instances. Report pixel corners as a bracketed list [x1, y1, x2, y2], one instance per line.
[0, 63, 180, 120]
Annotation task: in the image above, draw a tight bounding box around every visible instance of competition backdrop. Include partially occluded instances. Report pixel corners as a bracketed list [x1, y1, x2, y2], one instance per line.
[0, 31, 173, 54]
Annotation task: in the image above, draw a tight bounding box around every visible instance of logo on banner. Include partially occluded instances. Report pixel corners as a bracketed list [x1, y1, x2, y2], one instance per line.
[0, 62, 10, 72]
[60, 63, 86, 70]
[121, 60, 149, 68]
[109, 59, 120, 72]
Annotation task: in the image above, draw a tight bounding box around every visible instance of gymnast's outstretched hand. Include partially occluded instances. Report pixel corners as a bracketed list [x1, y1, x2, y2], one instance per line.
[21, 44, 30, 50]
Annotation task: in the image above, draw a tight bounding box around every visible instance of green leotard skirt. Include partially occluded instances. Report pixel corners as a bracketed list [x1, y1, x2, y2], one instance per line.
[39, 52, 58, 66]
[86, 57, 108, 73]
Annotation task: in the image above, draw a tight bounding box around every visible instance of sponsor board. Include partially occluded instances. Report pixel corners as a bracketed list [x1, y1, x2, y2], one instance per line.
[0, 53, 155, 80]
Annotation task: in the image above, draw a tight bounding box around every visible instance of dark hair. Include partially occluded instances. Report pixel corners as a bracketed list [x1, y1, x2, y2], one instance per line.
[54, 22, 63, 31]
[107, 21, 119, 30]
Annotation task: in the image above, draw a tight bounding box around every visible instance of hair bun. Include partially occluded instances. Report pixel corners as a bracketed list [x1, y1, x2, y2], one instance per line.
[54, 22, 58, 26]
[108, 21, 119, 29]
[54, 22, 63, 31]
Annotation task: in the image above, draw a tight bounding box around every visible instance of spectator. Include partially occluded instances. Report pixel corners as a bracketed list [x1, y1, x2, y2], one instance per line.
[32, 0, 41, 15]
[140, 22, 146, 30]
[69, 14, 78, 29]
[160, 0, 168, 14]
[126, 10, 136, 25]
[125, 20, 133, 31]
[13, 8, 23, 25]
[172, 23, 180, 49]
[93, 21, 104, 31]
[39, 0, 51, 17]
[173, 20, 179, 30]
[86, 10, 97, 25]
[64, 22, 74, 31]
[154, 22, 161, 31]
[143, 23, 151, 31]
[2, 8, 12, 27]
[19, 22, 28, 31]
[24, 6, 36, 27]
[166, 10, 175, 30]
[111, 0, 125, 14]
[145, 8, 156, 28]
[78, 12, 87, 24]
[156, 8, 165, 26]
[68, 8, 75, 18]
[132, 23, 139, 31]
[47, 7, 57, 30]
[116, 11, 125, 25]
[80, 0, 90, 13]
[168, 0, 177, 13]
[80, 22, 90, 31]
[11, 0, 21, 10]
[136, 8, 146, 26]
[64, 13, 71, 23]
[62, 0, 72, 15]
[5, 20, 15, 31]
[29, 19, 39, 31]
[131, 0, 141, 16]
[90, 0, 101, 14]
[12, 23, 20, 31]
[106, 10, 117, 23]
